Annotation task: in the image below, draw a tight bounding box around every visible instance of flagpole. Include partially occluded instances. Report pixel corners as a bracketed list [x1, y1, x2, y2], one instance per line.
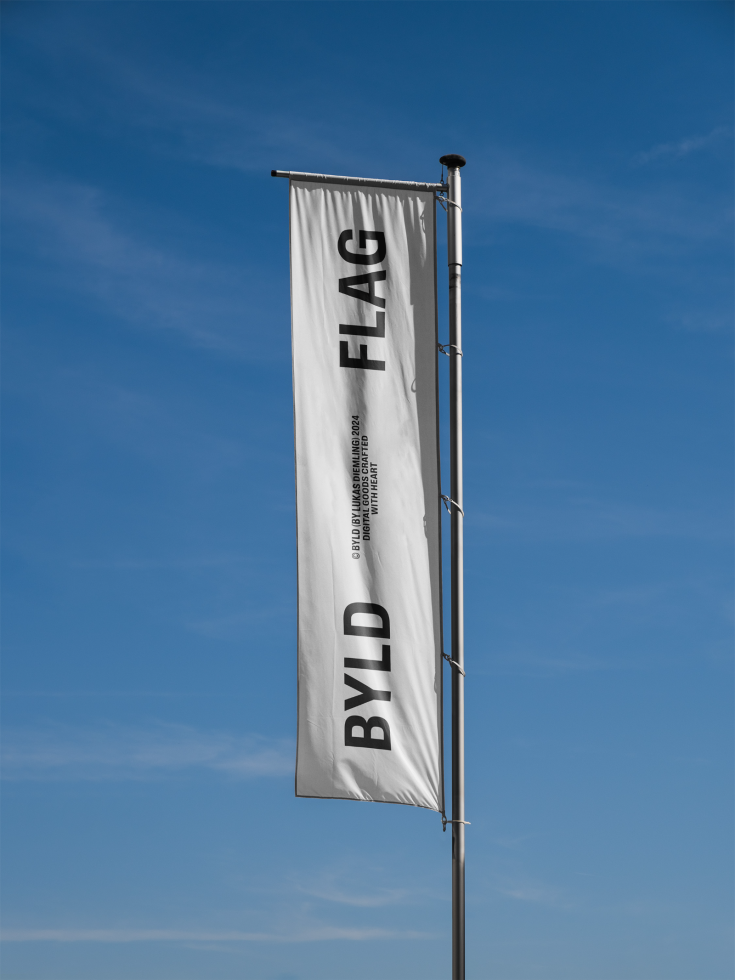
[440, 152, 466, 980]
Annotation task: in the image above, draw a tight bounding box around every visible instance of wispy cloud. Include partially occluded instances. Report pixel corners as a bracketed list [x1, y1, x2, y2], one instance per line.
[635, 126, 730, 165]
[482, 652, 622, 678]
[3, 178, 282, 357]
[284, 858, 441, 910]
[498, 885, 563, 905]
[187, 605, 293, 641]
[70, 554, 247, 571]
[1, 722, 294, 781]
[495, 876, 568, 908]
[664, 306, 733, 333]
[472, 147, 731, 263]
[1, 926, 431, 943]
[12, 25, 365, 178]
[14, 29, 732, 273]
[492, 834, 538, 850]
[470, 497, 730, 542]
[296, 880, 409, 909]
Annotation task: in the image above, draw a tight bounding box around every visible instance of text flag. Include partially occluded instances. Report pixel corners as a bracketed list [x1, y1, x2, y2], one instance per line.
[290, 180, 443, 811]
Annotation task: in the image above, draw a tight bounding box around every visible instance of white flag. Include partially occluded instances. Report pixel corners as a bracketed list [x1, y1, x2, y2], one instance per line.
[290, 179, 443, 811]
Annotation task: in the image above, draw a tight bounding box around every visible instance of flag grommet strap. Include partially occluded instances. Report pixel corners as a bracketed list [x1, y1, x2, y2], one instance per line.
[435, 195, 463, 213]
[441, 494, 464, 516]
[442, 815, 471, 832]
[442, 652, 465, 676]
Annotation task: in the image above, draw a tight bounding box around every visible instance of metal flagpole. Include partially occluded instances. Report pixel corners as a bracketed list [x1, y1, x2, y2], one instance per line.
[440, 152, 467, 980]
[274, 159, 466, 973]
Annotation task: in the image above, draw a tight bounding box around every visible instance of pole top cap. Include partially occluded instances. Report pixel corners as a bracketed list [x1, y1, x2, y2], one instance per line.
[439, 154, 466, 169]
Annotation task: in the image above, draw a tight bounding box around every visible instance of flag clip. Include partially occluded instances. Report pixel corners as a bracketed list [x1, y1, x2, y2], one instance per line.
[442, 814, 471, 832]
[435, 194, 463, 213]
[438, 342, 463, 356]
[443, 652, 466, 676]
[441, 494, 464, 517]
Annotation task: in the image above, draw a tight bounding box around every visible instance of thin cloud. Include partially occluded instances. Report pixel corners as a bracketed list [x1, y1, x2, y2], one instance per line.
[1, 722, 294, 781]
[297, 882, 410, 909]
[187, 605, 293, 641]
[664, 306, 732, 333]
[70, 554, 247, 571]
[15, 29, 731, 269]
[481, 652, 621, 678]
[472, 148, 730, 261]
[287, 861, 439, 909]
[635, 126, 730, 165]
[3, 178, 282, 358]
[12, 24, 362, 178]
[495, 876, 569, 908]
[498, 885, 563, 905]
[1, 926, 432, 943]
[470, 497, 730, 542]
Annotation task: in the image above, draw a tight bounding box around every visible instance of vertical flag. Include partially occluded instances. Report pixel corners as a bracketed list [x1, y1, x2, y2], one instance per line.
[290, 180, 443, 811]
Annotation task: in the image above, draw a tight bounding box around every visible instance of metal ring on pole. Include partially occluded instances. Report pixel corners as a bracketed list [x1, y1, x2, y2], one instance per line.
[443, 652, 466, 676]
[441, 494, 464, 517]
[438, 343, 463, 357]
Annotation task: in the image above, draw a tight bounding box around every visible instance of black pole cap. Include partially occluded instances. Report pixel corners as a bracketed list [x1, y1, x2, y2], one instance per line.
[439, 154, 466, 168]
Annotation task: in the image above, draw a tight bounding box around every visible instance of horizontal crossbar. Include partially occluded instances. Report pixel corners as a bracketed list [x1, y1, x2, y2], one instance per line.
[271, 170, 447, 192]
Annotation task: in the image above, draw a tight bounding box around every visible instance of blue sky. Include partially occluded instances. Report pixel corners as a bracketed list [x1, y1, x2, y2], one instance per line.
[1, 2, 732, 979]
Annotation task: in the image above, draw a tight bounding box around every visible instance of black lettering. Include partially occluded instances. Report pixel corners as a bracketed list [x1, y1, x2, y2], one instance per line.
[339, 272, 386, 308]
[343, 602, 390, 638]
[344, 716, 391, 750]
[337, 230, 386, 266]
[344, 674, 391, 710]
[345, 645, 391, 672]
[339, 342, 385, 372]
[339, 312, 385, 338]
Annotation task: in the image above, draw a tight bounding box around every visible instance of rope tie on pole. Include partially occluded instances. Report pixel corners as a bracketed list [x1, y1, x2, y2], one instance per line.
[438, 342, 463, 356]
[441, 494, 464, 517]
[443, 652, 466, 676]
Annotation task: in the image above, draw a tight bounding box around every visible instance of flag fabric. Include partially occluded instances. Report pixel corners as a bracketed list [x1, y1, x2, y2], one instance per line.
[290, 179, 443, 811]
